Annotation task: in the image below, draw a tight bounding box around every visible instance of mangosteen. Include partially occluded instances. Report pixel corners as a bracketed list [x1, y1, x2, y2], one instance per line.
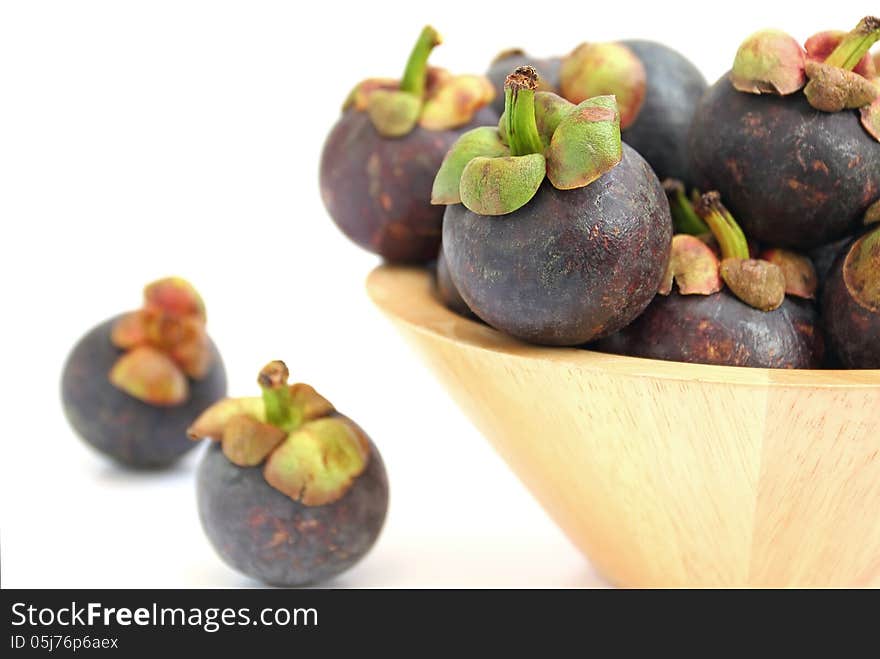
[61, 278, 227, 468]
[489, 40, 707, 185]
[433, 67, 672, 346]
[594, 192, 825, 368]
[822, 225, 880, 368]
[320, 26, 496, 263]
[189, 361, 388, 587]
[689, 17, 880, 250]
[435, 245, 475, 318]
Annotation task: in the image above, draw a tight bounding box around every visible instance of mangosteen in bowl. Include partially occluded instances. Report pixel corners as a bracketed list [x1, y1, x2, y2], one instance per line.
[689, 17, 880, 250]
[489, 40, 707, 185]
[61, 278, 227, 468]
[433, 66, 672, 346]
[823, 225, 880, 368]
[434, 245, 475, 319]
[189, 361, 388, 587]
[320, 26, 496, 263]
[594, 192, 824, 368]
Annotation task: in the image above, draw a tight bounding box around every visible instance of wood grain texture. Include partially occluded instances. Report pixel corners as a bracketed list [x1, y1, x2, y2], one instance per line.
[367, 265, 880, 588]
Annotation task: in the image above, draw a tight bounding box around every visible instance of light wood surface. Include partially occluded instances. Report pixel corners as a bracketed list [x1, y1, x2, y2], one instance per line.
[367, 265, 880, 588]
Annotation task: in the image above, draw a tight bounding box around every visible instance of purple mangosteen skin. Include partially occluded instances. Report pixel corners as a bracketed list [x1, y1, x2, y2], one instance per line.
[619, 40, 707, 187]
[593, 290, 825, 368]
[487, 53, 562, 116]
[689, 74, 880, 250]
[320, 107, 497, 263]
[197, 428, 388, 587]
[442, 144, 672, 346]
[435, 246, 475, 319]
[822, 244, 880, 369]
[61, 315, 227, 468]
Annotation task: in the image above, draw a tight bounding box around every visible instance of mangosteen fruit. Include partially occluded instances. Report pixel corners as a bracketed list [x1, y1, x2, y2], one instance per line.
[822, 225, 880, 368]
[489, 40, 707, 185]
[689, 17, 880, 250]
[190, 361, 388, 587]
[434, 66, 672, 346]
[61, 278, 227, 468]
[320, 26, 496, 263]
[435, 245, 475, 318]
[594, 192, 824, 368]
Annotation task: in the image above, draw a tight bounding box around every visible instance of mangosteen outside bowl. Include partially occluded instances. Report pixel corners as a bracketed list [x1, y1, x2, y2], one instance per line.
[61, 315, 227, 468]
[367, 265, 880, 588]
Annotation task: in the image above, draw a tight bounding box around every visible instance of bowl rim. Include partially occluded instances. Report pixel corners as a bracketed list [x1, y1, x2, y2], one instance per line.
[367, 265, 880, 389]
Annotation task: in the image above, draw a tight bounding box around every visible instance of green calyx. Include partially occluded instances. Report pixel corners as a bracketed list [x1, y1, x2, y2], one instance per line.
[663, 179, 710, 235]
[824, 17, 880, 71]
[431, 65, 622, 216]
[345, 26, 495, 138]
[188, 361, 370, 506]
[363, 26, 441, 138]
[695, 192, 786, 311]
[258, 361, 304, 432]
[801, 17, 880, 124]
[694, 192, 750, 261]
[504, 68, 544, 156]
[400, 26, 442, 97]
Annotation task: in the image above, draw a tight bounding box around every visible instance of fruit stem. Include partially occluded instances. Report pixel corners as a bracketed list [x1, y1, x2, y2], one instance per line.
[695, 192, 750, 260]
[504, 66, 545, 157]
[399, 26, 442, 97]
[825, 16, 880, 70]
[663, 179, 710, 235]
[258, 361, 302, 432]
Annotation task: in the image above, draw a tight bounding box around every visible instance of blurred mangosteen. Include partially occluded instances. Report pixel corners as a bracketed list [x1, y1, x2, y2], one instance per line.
[434, 66, 672, 346]
[594, 192, 824, 368]
[190, 361, 388, 587]
[320, 26, 497, 263]
[689, 17, 880, 250]
[822, 225, 880, 368]
[488, 40, 707, 185]
[61, 278, 227, 468]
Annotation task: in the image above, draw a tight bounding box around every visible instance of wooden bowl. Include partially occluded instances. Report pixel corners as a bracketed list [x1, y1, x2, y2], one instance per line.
[367, 265, 880, 588]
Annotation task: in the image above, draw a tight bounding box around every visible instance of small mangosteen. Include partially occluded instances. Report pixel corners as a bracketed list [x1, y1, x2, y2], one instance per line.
[434, 67, 672, 346]
[435, 245, 475, 318]
[189, 361, 388, 587]
[61, 278, 227, 468]
[488, 40, 707, 185]
[320, 26, 496, 263]
[594, 192, 824, 368]
[689, 17, 880, 249]
[822, 225, 880, 368]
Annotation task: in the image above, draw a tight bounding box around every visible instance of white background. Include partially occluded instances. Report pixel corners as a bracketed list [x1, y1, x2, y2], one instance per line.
[0, 1, 864, 587]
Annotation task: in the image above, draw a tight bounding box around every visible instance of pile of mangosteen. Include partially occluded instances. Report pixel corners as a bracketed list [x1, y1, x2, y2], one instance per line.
[321, 19, 879, 371]
[58, 16, 880, 593]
